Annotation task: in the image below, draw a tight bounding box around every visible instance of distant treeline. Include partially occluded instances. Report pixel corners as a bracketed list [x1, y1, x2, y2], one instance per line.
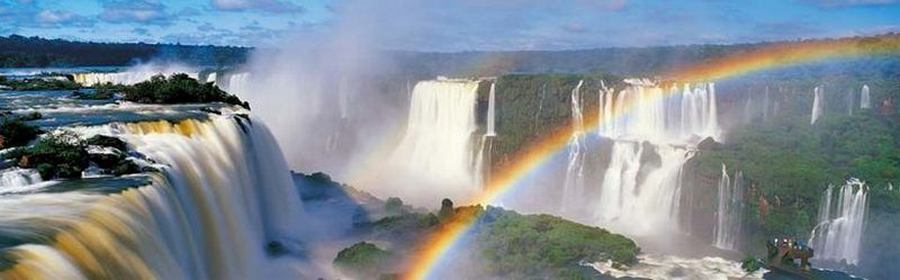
[391, 33, 900, 79]
[0, 34, 250, 68]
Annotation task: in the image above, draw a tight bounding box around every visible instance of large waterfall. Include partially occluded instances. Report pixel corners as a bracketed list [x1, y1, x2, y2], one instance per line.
[0, 117, 306, 279]
[562, 80, 586, 215]
[587, 81, 719, 236]
[809, 178, 868, 265]
[811, 86, 824, 125]
[714, 164, 744, 250]
[383, 78, 481, 205]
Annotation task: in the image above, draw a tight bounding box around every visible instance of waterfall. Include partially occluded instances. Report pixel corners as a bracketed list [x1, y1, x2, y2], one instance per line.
[860, 84, 871, 109]
[474, 82, 497, 190]
[562, 80, 586, 214]
[220, 72, 250, 97]
[811, 86, 824, 125]
[73, 68, 199, 86]
[206, 72, 218, 84]
[598, 82, 719, 142]
[384, 78, 481, 204]
[809, 178, 868, 265]
[714, 164, 744, 250]
[588, 81, 717, 236]
[762, 86, 770, 121]
[594, 142, 692, 234]
[0, 117, 306, 279]
[485, 82, 497, 137]
[0, 168, 46, 194]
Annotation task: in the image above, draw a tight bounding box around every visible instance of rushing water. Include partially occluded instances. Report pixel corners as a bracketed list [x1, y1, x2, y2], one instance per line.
[812, 86, 824, 125]
[714, 164, 744, 251]
[585, 81, 719, 236]
[809, 178, 868, 266]
[72, 66, 199, 86]
[561, 80, 586, 215]
[860, 84, 871, 110]
[381, 78, 482, 204]
[0, 116, 306, 279]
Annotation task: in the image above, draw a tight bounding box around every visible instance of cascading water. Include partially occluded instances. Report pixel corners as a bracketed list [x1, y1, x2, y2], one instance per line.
[714, 164, 744, 251]
[561, 80, 586, 214]
[590, 80, 719, 236]
[0, 116, 306, 279]
[474, 82, 497, 190]
[809, 178, 868, 265]
[218, 72, 251, 98]
[811, 86, 824, 125]
[485, 82, 497, 137]
[206, 72, 218, 84]
[383, 78, 481, 205]
[0, 168, 46, 195]
[72, 67, 199, 86]
[860, 84, 871, 109]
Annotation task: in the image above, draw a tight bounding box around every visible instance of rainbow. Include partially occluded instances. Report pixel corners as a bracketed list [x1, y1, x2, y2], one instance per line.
[401, 35, 900, 280]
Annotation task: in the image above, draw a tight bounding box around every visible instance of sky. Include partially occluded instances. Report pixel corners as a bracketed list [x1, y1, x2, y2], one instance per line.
[0, 0, 899, 51]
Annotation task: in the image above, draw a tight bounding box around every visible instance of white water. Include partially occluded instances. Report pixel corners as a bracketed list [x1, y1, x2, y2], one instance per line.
[562, 80, 586, 214]
[485, 82, 497, 137]
[474, 82, 497, 190]
[585, 81, 718, 236]
[598, 82, 719, 143]
[0, 168, 50, 194]
[73, 65, 199, 86]
[860, 84, 871, 109]
[590, 254, 765, 280]
[811, 86, 824, 125]
[219, 72, 251, 97]
[0, 116, 307, 279]
[206, 72, 218, 84]
[809, 178, 868, 265]
[382, 78, 481, 205]
[714, 164, 744, 251]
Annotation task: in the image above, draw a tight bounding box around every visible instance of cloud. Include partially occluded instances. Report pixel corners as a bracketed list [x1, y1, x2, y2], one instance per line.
[35, 10, 93, 27]
[99, 0, 174, 25]
[563, 22, 587, 33]
[132, 27, 150, 36]
[210, 0, 304, 13]
[805, 0, 899, 7]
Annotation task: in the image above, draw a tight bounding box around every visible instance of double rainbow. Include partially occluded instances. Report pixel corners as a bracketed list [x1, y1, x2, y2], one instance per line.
[402, 35, 900, 280]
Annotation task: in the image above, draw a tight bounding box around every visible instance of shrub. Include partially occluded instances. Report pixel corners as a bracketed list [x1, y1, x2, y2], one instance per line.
[86, 135, 128, 151]
[0, 118, 42, 148]
[123, 74, 249, 108]
[19, 131, 89, 179]
[384, 197, 405, 216]
[333, 242, 393, 279]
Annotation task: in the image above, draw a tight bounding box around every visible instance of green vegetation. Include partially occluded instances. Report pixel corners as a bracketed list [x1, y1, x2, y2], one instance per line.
[741, 257, 765, 273]
[16, 131, 89, 179]
[5, 131, 142, 180]
[333, 242, 394, 279]
[123, 73, 249, 108]
[384, 197, 405, 216]
[0, 76, 80, 91]
[477, 207, 639, 279]
[347, 198, 639, 280]
[86, 135, 128, 151]
[695, 111, 900, 239]
[487, 74, 623, 170]
[0, 117, 41, 148]
[0, 34, 248, 67]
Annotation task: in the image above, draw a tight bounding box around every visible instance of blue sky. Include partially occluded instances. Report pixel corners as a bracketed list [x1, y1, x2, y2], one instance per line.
[0, 0, 898, 51]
